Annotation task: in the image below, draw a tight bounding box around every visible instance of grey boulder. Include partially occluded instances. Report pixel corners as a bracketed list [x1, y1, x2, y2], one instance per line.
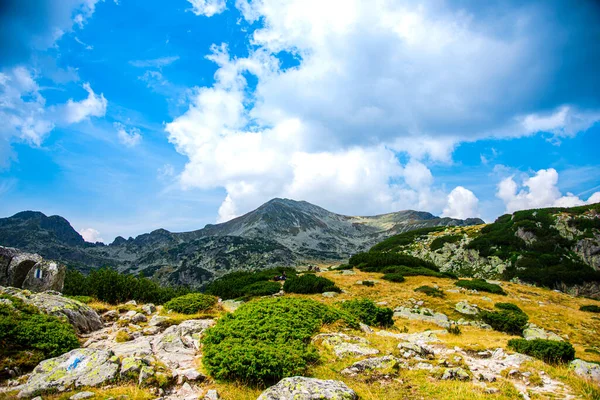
[257, 377, 358, 400]
[570, 359, 600, 384]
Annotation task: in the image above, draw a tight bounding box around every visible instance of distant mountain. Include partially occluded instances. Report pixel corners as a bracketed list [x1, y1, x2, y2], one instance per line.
[0, 198, 484, 287]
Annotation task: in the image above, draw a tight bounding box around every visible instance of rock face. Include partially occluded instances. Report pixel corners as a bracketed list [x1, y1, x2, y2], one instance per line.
[0, 201, 482, 287]
[522, 323, 563, 341]
[393, 306, 450, 328]
[570, 359, 600, 384]
[16, 348, 120, 398]
[0, 286, 103, 333]
[257, 377, 358, 400]
[0, 246, 65, 292]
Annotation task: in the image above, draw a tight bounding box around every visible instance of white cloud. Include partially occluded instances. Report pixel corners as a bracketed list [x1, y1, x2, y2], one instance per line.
[79, 227, 104, 243]
[187, 0, 227, 17]
[64, 83, 107, 124]
[129, 56, 180, 68]
[114, 123, 142, 147]
[497, 168, 600, 213]
[443, 186, 480, 219]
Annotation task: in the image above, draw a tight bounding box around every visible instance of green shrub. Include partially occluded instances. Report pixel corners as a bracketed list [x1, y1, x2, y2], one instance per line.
[202, 297, 350, 386]
[448, 323, 462, 335]
[414, 285, 445, 298]
[370, 227, 444, 252]
[206, 268, 296, 300]
[241, 281, 282, 297]
[430, 235, 462, 251]
[349, 251, 439, 272]
[361, 280, 375, 287]
[333, 264, 353, 271]
[382, 273, 405, 283]
[580, 304, 600, 313]
[380, 265, 450, 278]
[0, 295, 79, 374]
[455, 279, 506, 295]
[164, 293, 217, 314]
[63, 268, 190, 305]
[283, 274, 340, 294]
[508, 339, 575, 364]
[339, 299, 394, 327]
[480, 310, 528, 335]
[495, 303, 524, 313]
[66, 295, 93, 304]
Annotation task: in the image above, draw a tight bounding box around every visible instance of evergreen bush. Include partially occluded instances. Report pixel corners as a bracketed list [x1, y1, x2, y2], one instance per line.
[283, 274, 340, 294]
[480, 310, 528, 335]
[164, 293, 217, 314]
[382, 273, 406, 283]
[508, 339, 575, 364]
[339, 299, 394, 327]
[414, 285, 445, 298]
[455, 279, 506, 295]
[580, 304, 600, 313]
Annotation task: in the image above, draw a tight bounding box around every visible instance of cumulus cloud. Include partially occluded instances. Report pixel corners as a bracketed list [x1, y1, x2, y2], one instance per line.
[79, 227, 104, 243]
[171, 0, 600, 220]
[443, 187, 480, 219]
[187, 0, 226, 17]
[114, 122, 142, 147]
[64, 83, 107, 123]
[0, 0, 101, 66]
[497, 168, 600, 213]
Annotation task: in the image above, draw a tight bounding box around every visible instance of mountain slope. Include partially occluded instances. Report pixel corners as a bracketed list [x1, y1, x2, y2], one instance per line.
[0, 199, 483, 286]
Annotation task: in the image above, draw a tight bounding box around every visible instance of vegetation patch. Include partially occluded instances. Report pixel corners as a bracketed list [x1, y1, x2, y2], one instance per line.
[283, 274, 340, 294]
[333, 264, 353, 271]
[370, 227, 444, 252]
[480, 309, 528, 335]
[164, 293, 217, 314]
[455, 279, 506, 295]
[580, 304, 600, 313]
[350, 251, 439, 272]
[430, 235, 462, 251]
[494, 303, 524, 314]
[339, 299, 394, 327]
[508, 338, 575, 364]
[380, 265, 452, 278]
[361, 280, 375, 287]
[0, 295, 79, 378]
[63, 268, 190, 305]
[202, 297, 350, 386]
[382, 273, 406, 283]
[206, 268, 296, 300]
[414, 285, 445, 298]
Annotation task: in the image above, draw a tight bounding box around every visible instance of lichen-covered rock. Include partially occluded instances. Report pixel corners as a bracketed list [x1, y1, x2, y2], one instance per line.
[570, 359, 600, 384]
[522, 323, 563, 341]
[130, 312, 147, 324]
[313, 333, 379, 359]
[377, 329, 444, 344]
[152, 319, 215, 369]
[340, 356, 401, 376]
[148, 315, 169, 327]
[321, 292, 339, 298]
[16, 348, 119, 398]
[393, 306, 450, 328]
[221, 299, 243, 312]
[204, 389, 220, 400]
[398, 342, 432, 358]
[109, 337, 153, 358]
[120, 357, 146, 378]
[455, 301, 479, 315]
[102, 310, 119, 322]
[257, 377, 358, 400]
[142, 303, 156, 315]
[70, 391, 95, 400]
[441, 367, 470, 381]
[3, 287, 103, 333]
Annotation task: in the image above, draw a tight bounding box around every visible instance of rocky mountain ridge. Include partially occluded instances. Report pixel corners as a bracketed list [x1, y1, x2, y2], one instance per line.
[0, 198, 483, 287]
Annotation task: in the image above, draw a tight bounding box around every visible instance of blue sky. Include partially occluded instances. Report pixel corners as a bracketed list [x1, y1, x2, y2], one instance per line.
[1, 0, 599, 243]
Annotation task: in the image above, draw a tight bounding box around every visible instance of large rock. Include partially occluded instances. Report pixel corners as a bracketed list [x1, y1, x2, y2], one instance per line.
[522, 323, 563, 341]
[341, 356, 401, 376]
[393, 306, 450, 328]
[313, 333, 378, 359]
[455, 301, 479, 315]
[16, 348, 119, 398]
[152, 319, 215, 369]
[570, 359, 600, 384]
[257, 377, 358, 400]
[28, 291, 103, 334]
[0, 246, 65, 292]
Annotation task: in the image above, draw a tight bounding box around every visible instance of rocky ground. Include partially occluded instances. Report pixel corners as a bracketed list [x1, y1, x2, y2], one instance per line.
[1, 267, 600, 400]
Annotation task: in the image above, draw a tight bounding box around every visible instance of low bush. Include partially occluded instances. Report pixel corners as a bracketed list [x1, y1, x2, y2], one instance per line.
[333, 264, 353, 271]
[283, 274, 340, 294]
[494, 303, 524, 313]
[430, 235, 462, 251]
[206, 268, 296, 300]
[580, 304, 600, 313]
[448, 323, 461, 335]
[339, 299, 394, 327]
[164, 293, 217, 314]
[0, 295, 79, 376]
[66, 295, 94, 304]
[362, 280, 375, 287]
[455, 279, 506, 295]
[370, 227, 444, 252]
[480, 310, 528, 335]
[63, 268, 190, 305]
[241, 281, 282, 297]
[414, 285, 445, 298]
[202, 297, 350, 386]
[380, 265, 450, 278]
[382, 273, 405, 283]
[508, 338, 575, 364]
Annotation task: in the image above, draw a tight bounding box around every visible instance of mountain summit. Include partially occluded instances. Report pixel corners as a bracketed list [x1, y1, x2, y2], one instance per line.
[0, 199, 483, 286]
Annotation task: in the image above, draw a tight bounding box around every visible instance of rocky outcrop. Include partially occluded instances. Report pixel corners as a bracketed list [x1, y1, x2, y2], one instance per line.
[455, 301, 479, 315]
[0, 246, 65, 292]
[313, 333, 379, 359]
[522, 323, 563, 341]
[570, 359, 600, 384]
[15, 348, 120, 398]
[257, 377, 358, 400]
[340, 356, 401, 376]
[0, 286, 103, 333]
[393, 306, 450, 328]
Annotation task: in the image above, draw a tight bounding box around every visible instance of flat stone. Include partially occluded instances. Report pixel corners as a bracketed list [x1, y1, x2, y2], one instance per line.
[321, 292, 339, 298]
[142, 304, 156, 315]
[204, 389, 220, 400]
[341, 356, 401, 376]
[570, 359, 600, 384]
[393, 306, 450, 328]
[455, 301, 479, 315]
[70, 391, 95, 400]
[148, 315, 169, 327]
[257, 377, 358, 400]
[523, 323, 563, 341]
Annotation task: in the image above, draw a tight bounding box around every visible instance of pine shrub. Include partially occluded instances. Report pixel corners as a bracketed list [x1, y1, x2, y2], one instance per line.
[164, 293, 217, 314]
[580, 304, 600, 313]
[494, 303, 524, 313]
[508, 338, 575, 364]
[480, 310, 528, 335]
[283, 274, 340, 294]
[382, 273, 406, 283]
[339, 299, 394, 327]
[414, 285, 445, 298]
[455, 279, 506, 295]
